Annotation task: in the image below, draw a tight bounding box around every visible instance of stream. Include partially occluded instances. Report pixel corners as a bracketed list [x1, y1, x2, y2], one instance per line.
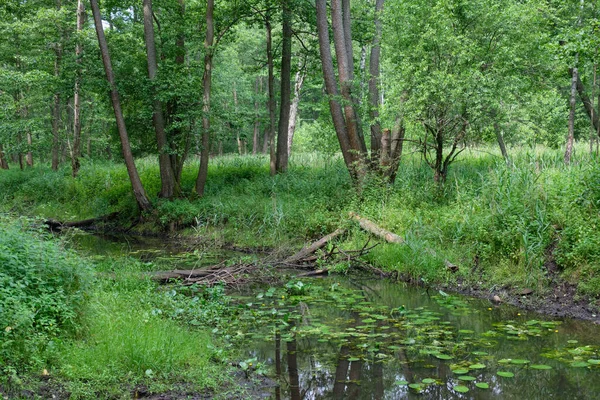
[73, 233, 600, 400]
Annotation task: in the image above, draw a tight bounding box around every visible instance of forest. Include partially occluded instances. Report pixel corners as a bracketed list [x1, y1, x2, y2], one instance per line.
[2, 0, 600, 399]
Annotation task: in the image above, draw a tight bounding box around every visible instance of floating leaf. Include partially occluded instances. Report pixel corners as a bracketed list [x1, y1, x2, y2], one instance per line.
[530, 364, 552, 370]
[459, 329, 474, 334]
[472, 351, 488, 356]
[458, 375, 476, 381]
[452, 369, 469, 375]
[395, 380, 409, 386]
[435, 354, 453, 360]
[497, 371, 514, 378]
[498, 359, 512, 364]
[408, 383, 422, 390]
[422, 378, 436, 384]
[571, 361, 590, 368]
[475, 382, 490, 389]
[347, 357, 360, 362]
[454, 385, 469, 393]
[470, 363, 486, 369]
[587, 359, 600, 365]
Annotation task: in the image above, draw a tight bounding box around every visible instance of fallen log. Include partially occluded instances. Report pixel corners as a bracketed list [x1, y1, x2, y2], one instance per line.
[45, 212, 120, 231]
[350, 212, 458, 272]
[284, 228, 346, 264]
[152, 269, 212, 283]
[349, 212, 403, 244]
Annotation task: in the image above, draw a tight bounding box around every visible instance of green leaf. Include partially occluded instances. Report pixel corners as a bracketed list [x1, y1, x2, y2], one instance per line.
[476, 382, 489, 389]
[452, 369, 469, 375]
[454, 385, 469, 393]
[497, 371, 514, 378]
[408, 383, 422, 390]
[587, 359, 600, 365]
[395, 380, 409, 386]
[530, 364, 552, 370]
[469, 363, 486, 369]
[435, 354, 453, 360]
[458, 375, 476, 381]
[510, 359, 529, 365]
[571, 361, 590, 368]
[422, 378, 436, 384]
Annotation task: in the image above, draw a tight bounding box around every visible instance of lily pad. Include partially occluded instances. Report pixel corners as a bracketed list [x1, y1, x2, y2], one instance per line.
[422, 378, 436, 384]
[498, 359, 512, 364]
[469, 363, 486, 369]
[395, 380, 409, 386]
[348, 357, 360, 362]
[530, 364, 552, 370]
[571, 361, 590, 368]
[458, 375, 476, 381]
[587, 359, 600, 365]
[475, 382, 490, 389]
[452, 369, 469, 375]
[408, 383, 422, 390]
[472, 351, 488, 356]
[435, 354, 453, 360]
[497, 371, 514, 378]
[454, 385, 469, 393]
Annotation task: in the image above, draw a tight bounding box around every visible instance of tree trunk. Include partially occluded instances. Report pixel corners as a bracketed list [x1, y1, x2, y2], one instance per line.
[275, 0, 292, 173]
[195, 0, 214, 197]
[565, 66, 578, 164]
[494, 121, 509, 162]
[0, 144, 8, 169]
[331, 0, 366, 160]
[143, 0, 177, 198]
[25, 128, 33, 167]
[572, 71, 599, 134]
[71, 0, 85, 177]
[368, 0, 385, 164]
[52, 0, 63, 171]
[252, 77, 261, 154]
[91, 0, 152, 212]
[266, 13, 277, 175]
[287, 67, 305, 157]
[591, 61, 597, 154]
[315, 0, 355, 176]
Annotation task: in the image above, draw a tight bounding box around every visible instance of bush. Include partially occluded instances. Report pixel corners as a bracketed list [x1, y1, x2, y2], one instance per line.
[0, 217, 92, 378]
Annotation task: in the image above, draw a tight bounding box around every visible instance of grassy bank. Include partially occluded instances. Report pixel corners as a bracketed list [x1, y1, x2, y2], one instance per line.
[0, 217, 231, 398]
[1, 147, 599, 300]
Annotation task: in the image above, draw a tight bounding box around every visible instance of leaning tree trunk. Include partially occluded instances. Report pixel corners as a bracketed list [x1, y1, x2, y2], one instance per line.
[275, 0, 292, 174]
[565, 66, 578, 164]
[91, 0, 152, 212]
[71, 0, 84, 177]
[368, 0, 385, 165]
[315, 0, 356, 178]
[195, 0, 214, 197]
[143, 0, 177, 198]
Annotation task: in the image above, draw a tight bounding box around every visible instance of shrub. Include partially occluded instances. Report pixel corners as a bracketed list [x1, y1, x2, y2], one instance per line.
[0, 217, 92, 378]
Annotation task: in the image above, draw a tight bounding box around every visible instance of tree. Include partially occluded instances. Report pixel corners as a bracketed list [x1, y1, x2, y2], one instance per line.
[275, 0, 292, 173]
[90, 0, 151, 212]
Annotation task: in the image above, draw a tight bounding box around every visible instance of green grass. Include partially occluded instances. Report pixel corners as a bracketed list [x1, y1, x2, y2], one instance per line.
[1, 146, 600, 298]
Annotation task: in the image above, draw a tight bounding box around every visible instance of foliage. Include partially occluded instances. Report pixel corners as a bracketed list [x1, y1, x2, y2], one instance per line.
[0, 216, 92, 380]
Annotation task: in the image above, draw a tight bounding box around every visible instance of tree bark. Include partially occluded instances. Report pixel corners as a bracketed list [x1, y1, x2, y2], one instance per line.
[252, 77, 261, 154]
[195, 0, 214, 197]
[331, 0, 366, 159]
[71, 0, 85, 177]
[275, 0, 292, 173]
[572, 70, 599, 134]
[143, 0, 177, 198]
[369, 0, 385, 164]
[91, 0, 152, 212]
[287, 67, 305, 156]
[315, 0, 355, 176]
[25, 129, 33, 167]
[52, 0, 63, 171]
[266, 12, 277, 175]
[565, 66, 578, 164]
[0, 144, 8, 169]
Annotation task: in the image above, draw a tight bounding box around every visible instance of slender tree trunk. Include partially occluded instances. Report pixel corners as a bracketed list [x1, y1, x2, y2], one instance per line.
[591, 61, 597, 154]
[195, 0, 214, 197]
[315, 0, 355, 176]
[565, 66, 578, 164]
[331, 0, 366, 159]
[25, 105, 33, 167]
[275, 0, 292, 173]
[91, 0, 152, 212]
[51, 0, 62, 171]
[71, 0, 85, 177]
[0, 144, 8, 169]
[143, 0, 177, 198]
[369, 0, 385, 164]
[287, 68, 305, 156]
[494, 121, 509, 162]
[252, 77, 261, 154]
[266, 12, 277, 175]
[573, 71, 599, 133]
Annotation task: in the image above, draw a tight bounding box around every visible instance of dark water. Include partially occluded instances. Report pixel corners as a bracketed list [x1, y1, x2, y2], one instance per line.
[73, 233, 600, 400]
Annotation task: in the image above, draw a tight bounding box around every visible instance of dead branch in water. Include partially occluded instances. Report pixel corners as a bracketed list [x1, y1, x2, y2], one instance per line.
[45, 212, 120, 232]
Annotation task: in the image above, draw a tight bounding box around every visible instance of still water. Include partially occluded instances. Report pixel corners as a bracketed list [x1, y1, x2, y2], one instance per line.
[74, 234, 600, 400]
